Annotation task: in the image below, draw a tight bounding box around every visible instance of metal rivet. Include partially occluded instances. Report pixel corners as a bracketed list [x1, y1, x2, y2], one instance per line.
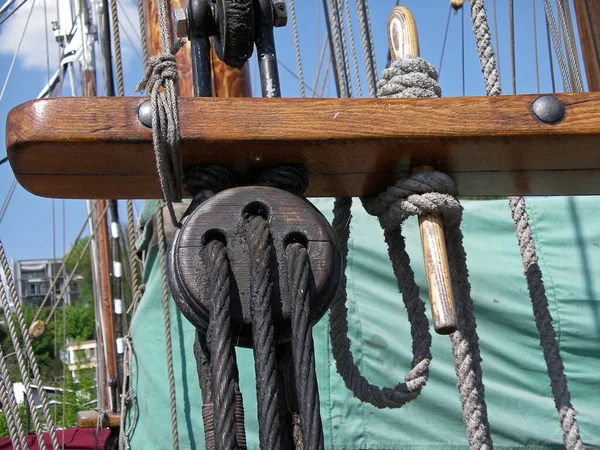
[531, 95, 565, 124]
[138, 100, 152, 128]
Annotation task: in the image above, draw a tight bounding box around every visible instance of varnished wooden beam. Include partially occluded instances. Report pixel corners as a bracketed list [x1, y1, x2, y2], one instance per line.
[7, 93, 600, 199]
[573, 0, 600, 92]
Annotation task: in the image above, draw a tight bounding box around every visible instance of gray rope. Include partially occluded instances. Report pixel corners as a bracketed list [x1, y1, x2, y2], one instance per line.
[540, 0, 572, 92]
[468, 3, 585, 448]
[0, 346, 27, 449]
[119, 336, 138, 450]
[136, 0, 185, 228]
[287, 0, 305, 98]
[555, 0, 583, 92]
[155, 201, 180, 450]
[355, 0, 377, 97]
[109, 0, 125, 96]
[327, 0, 350, 97]
[468, 0, 502, 96]
[329, 195, 432, 408]
[342, 0, 362, 97]
[368, 57, 493, 449]
[509, 198, 584, 450]
[0, 240, 59, 450]
[136, 0, 149, 69]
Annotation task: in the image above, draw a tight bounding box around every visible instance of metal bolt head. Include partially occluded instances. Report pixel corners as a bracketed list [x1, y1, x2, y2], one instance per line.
[272, 0, 287, 27]
[531, 95, 565, 124]
[173, 8, 189, 38]
[138, 100, 152, 128]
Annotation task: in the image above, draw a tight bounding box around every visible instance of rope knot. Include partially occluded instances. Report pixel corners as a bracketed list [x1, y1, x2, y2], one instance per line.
[136, 54, 179, 94]
[361, 171, 462, 230]
[377, 55, 442, 99]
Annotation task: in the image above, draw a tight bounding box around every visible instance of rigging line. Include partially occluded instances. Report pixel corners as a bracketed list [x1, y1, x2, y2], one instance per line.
[335, 0, 353, 97]
[311, 37, 329, 98]
[355, 0, 377, 97]
[31, 202, 98, 323]
[278, 59, 317, 96]
[0, 0, 36, 103]
[0, 179, 17, 226]
[541, 0, 572, 92]
[461, 5, 465, 97]
[508, 0, 516, 94]
[438, 4, 452, 78]
[319, 52, 332, 98]
[43, 204, 110, 327]
[557, 0, 583, 91]
[545, 14, 556, 93]
[0, 156, 7, 166]
[44, 0, 50, 86]
[533, 0, 540, 93]
[118, 16, 144, 64]
[342, 0, 362, 97]
[116, 0, 142, 40]
[109, 0, 125, 96]
[320, 0, 341, 97]
[287, 0, 306, 97]
[0, 0, 27, 26]
[492, 0, 502, 86]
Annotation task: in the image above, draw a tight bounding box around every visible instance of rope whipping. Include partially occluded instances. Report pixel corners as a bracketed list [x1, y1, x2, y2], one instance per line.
[135, 0, 185, 227]
[468, 2, 584, 448]
[0, 240, 59, 450]
[286, 243, 324, 450]
[155, 200, 180, 450]
[247, 214, 285, 449]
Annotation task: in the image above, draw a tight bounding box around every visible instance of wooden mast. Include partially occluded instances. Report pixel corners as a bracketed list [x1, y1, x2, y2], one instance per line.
[573, 0, 600, 91]
[142, 0, 251, 97]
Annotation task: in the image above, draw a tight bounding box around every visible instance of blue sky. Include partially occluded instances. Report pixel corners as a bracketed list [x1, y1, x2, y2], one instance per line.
[0, 0, 585, 262]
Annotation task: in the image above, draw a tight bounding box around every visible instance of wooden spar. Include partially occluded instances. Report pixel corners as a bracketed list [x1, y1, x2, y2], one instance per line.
[7, 92, 600, 199]
[81, 62, 115, 410]
[573, 0, 600, 91]
[388, 6, 456, 335]
[142, 0, 251, 97]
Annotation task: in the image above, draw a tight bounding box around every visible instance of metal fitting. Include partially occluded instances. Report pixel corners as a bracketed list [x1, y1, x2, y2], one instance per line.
[531, 95, 565, 124]
[272, 0, 287, 27]
[173, 8, 189, 38]
[138, 100, 152, 128]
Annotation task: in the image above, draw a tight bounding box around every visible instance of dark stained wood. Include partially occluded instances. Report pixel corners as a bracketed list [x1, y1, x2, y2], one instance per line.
[7, 93, 600, 198]
[574, 0, 600, 91]
[76, 410, 121, 428]
[171, 186, 340, 347]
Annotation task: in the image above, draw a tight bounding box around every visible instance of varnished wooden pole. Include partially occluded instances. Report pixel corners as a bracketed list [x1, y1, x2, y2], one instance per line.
[142, 0, 251, 97]
[388, 6, 457, 335]
[573, 0, 600, 92]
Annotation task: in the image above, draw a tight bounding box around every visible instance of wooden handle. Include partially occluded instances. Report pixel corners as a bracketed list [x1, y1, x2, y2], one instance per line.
[388, 8, 457, 334]
[387, 6, 420, 60]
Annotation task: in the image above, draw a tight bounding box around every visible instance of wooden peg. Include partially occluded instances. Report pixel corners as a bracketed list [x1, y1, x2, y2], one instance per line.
[387, 7, 457, 335]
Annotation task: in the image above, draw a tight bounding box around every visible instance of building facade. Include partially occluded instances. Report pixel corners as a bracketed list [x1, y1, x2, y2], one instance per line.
[12, 258, 80, 308]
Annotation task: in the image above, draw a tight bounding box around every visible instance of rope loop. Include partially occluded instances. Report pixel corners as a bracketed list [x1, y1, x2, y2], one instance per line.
[361, 171, 462, 230]
[377, 56, 442, 99]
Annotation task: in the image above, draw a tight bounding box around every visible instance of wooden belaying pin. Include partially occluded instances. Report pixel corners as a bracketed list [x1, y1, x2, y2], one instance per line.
[387, 6, 457, 335]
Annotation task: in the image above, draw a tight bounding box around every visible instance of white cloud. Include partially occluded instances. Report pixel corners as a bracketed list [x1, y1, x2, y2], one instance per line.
[0, 0, 142, 75]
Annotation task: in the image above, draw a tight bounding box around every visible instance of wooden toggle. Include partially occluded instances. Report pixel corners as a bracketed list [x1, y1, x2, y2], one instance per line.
[388, 6, 457, 334]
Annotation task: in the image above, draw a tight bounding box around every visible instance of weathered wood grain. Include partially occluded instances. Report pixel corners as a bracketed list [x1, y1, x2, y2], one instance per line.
[6, 93, 600, 198]
[574, 0, 600, 92]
